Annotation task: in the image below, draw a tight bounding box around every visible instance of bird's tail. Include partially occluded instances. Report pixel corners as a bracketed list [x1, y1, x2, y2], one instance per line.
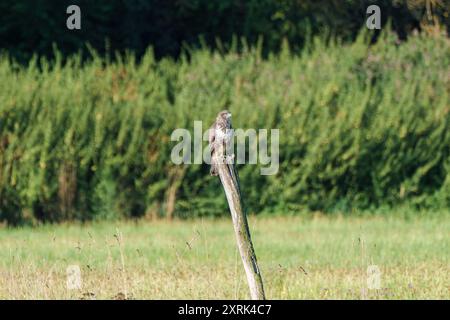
[210, 164, 218, 176]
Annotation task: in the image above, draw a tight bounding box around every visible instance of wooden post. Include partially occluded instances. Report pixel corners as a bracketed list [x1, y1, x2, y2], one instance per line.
[214, 142, 266, 300]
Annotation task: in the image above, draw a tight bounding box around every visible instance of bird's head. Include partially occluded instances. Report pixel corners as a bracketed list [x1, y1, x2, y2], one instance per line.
[217, 110, 232, 121]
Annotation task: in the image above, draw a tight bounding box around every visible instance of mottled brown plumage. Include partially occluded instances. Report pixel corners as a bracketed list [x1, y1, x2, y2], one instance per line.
[209, 110, 232, 176]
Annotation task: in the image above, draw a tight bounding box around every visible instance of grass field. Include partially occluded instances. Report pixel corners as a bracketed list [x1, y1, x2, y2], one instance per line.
[0, 213, 448, 299]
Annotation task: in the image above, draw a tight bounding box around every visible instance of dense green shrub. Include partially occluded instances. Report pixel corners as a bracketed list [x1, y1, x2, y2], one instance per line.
[0, 31, 449, 224]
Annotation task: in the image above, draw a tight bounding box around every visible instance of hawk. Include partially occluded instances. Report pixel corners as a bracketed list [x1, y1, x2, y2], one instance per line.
[209, 110, 233, 176]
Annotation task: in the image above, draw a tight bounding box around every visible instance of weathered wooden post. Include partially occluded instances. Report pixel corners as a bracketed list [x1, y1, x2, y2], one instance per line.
[211, 121, 266, 300]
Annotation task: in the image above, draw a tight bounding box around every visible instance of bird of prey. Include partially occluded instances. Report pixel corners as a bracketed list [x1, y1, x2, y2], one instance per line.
[209, 110, 233, 176]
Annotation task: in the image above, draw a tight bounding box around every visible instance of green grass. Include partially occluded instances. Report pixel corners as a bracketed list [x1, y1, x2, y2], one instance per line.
[0, 213, 448, 299]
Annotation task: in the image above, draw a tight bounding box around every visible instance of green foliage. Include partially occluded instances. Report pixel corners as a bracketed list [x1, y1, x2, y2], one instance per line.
[1, 0, 448, 62]
[0, 31, 449, 224]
